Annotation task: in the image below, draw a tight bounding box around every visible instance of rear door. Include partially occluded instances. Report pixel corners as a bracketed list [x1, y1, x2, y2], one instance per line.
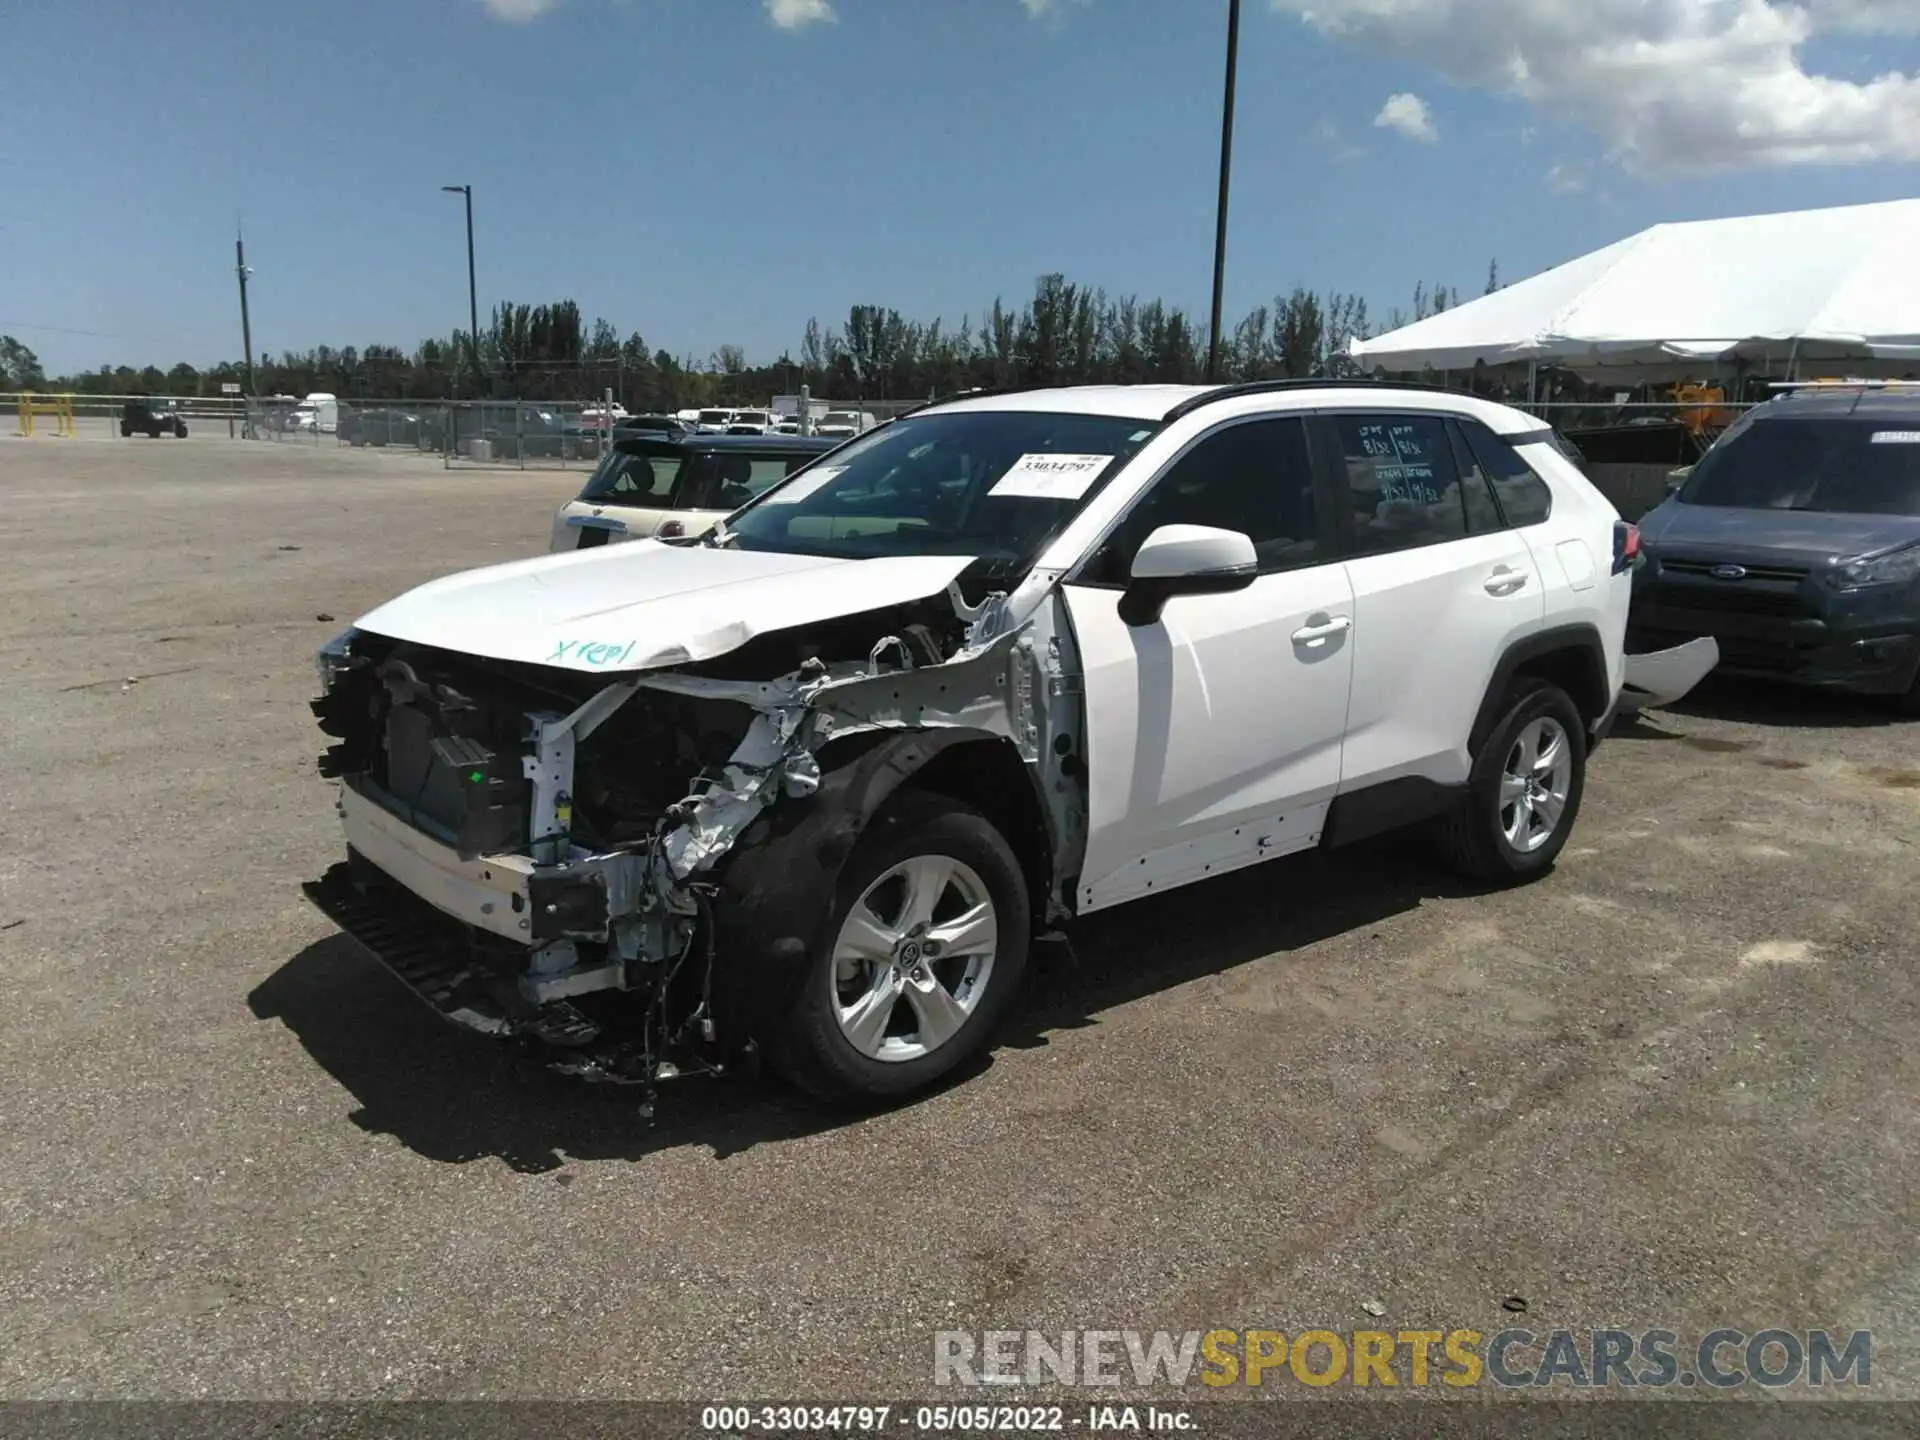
[1315, 410, 1545, 791]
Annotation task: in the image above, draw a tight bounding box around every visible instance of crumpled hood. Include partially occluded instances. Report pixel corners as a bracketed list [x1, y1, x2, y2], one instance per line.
[1639, 499, 1920, 567]
[355, 540, 976, 672]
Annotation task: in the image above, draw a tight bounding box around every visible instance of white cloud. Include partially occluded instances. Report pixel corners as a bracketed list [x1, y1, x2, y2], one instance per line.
[1020, 0, 1090, 16]
[1374, 91, 1439, 142]
[1547, 159, 1591, 192]
[478, 0, 559, 19]
[1272, 0, 1920, 173]
[766, 0, 836, 29]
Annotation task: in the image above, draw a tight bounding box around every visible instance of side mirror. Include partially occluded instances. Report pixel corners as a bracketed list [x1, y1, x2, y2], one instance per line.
[1118, 524, 1258, 627]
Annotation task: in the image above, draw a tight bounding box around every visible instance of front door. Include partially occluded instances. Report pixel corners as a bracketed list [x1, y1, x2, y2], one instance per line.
[1062, 416, 1356, 913]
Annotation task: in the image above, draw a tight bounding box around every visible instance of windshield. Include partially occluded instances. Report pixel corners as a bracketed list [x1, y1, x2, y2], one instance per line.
[720, 410, 1158, 576]
[697, 410, 731, 425]
[578, 442, 691, 504]
[1680, 418, 1920, 516]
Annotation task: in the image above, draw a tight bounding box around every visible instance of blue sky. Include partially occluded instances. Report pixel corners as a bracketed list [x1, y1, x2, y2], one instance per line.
[6, 0, 1919, 376]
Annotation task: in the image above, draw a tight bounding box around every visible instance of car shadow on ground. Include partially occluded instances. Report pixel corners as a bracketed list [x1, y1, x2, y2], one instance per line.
[1662, 674, 1909, 730]
[250, 841, 1478, 1173]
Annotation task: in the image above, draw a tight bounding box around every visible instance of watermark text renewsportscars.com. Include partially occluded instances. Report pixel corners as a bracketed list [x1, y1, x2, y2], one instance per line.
[933, 1328, 1872, 1390]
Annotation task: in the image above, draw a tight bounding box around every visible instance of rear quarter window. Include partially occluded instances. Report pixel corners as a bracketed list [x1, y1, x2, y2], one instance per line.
[1461, 420, 1554, 527]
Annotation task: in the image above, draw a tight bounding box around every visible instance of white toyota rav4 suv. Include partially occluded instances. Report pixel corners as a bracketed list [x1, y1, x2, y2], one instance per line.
[307, 382, 1715, 1108]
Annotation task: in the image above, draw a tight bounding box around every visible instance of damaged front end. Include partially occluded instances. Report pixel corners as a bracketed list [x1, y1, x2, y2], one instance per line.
[305, 578, 1086, 1102]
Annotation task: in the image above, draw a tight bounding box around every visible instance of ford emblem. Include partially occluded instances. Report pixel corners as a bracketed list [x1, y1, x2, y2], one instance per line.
[1711, 564, 1748, 580]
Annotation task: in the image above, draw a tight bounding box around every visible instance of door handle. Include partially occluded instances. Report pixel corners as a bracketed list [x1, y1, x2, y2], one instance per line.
[1484, 567, 1530, 596]
[1291, 615, 1352, 645]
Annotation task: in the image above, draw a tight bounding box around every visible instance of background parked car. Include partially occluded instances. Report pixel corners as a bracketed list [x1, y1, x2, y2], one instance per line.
[1630, 385, 1920, 710]
[549, 432, 837, 550]
[612, 412, 694, 438]
[120, 398, 186, 438]
[815, 409, 877, 438]
[340, 408, 437, 448]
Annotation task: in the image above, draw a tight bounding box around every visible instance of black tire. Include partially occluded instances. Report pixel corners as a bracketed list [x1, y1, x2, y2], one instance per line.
[119, 423, 131, 438]
[776, 791, 1030, 1108]
[175, 423, 188, 438]
[1895, 665, 1920, 718]
[1433, 679, 1588, 884]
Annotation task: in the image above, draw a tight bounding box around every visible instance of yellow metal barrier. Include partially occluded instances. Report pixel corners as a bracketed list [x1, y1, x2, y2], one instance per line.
[14, 392, 77, 438]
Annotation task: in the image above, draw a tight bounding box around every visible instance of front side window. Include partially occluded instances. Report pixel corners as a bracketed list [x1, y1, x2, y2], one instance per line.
[723, 411, 1158, 581]
[1681, 418, 1920, 516]
[1079, 417, 1324, 585]
[1330, 413, 1468, 555]
[577, 443, 687, 503]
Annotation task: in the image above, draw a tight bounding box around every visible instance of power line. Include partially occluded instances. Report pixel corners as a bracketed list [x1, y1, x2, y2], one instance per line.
[0, 320, 187, 345]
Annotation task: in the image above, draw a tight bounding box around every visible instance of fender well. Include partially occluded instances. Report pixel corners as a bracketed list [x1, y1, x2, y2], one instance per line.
[1469, 624, 1611, 757]
[708, 727, 1032, 1043]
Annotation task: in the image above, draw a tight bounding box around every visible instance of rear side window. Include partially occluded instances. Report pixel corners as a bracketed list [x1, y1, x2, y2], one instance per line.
[578, 447, 684, 502]
[1460, 420, 1554, 527]
[679, 453, 813, 511]
[1327, 413, 1468, 555]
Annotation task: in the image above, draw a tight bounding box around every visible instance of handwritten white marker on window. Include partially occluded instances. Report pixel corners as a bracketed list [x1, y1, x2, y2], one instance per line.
[761, 466, 847, 504]
[987, 454, 1115, 500]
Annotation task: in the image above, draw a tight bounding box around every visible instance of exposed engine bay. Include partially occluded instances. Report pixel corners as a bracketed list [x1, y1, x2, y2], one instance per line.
[306, 578, 1087, 1109]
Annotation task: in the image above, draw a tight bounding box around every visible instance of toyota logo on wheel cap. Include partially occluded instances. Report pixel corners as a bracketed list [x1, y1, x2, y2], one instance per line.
[1712, 564, 1748, 580]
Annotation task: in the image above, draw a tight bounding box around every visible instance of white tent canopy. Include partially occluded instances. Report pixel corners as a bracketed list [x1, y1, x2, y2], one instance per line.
[1348, 198, 1920, 379]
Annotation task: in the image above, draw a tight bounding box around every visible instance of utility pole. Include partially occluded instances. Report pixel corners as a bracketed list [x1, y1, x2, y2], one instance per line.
[442, 185, 480, 391]
[1205, 0, 1242, 384]
[235, 234, 255, 396]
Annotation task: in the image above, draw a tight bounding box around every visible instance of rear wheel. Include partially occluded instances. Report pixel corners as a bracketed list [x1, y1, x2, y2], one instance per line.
[1434, 680, 1587, 884]
[777, 792, 1030, 1107]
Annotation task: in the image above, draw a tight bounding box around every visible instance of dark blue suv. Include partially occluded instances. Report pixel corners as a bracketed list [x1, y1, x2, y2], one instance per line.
[1629, 387, 1920, 711]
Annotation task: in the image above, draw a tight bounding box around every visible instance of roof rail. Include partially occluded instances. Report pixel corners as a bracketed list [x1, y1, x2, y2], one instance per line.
[903, 382, 1062, 416]
[1160, 376, 1469, 423]
[1767, 379, 1920, 390]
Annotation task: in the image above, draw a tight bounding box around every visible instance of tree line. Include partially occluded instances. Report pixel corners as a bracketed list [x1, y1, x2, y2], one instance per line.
[11, 267, 1487, 407]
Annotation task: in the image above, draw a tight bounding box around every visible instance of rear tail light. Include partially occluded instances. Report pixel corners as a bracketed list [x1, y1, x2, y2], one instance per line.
[657, 520, 686, 538]
[1612, 521, 1641, 575]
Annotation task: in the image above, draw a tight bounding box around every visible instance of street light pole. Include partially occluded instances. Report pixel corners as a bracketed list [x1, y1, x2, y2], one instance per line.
[442, 185, 480, 390]
[234, 233, 255, 397]
[1205, 0, 1242, 384]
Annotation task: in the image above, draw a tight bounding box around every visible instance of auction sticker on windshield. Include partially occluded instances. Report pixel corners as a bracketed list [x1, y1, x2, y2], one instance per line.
[762, 466, 846, 504]
[1869, 431, 1920, 444]
[989, 454, 1114, 500]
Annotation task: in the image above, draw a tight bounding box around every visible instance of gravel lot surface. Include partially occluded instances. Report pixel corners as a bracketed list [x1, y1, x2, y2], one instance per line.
[2, 434, 1916, 1406]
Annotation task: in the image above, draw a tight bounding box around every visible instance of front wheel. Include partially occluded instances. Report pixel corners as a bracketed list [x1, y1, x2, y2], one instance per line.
[1434, 680, 1587, 884]
[777, 792, 1030, 1108]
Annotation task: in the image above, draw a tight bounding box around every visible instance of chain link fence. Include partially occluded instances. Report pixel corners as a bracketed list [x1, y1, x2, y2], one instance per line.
[3, 392, 251, 440]
[242, 397, 618, 469]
